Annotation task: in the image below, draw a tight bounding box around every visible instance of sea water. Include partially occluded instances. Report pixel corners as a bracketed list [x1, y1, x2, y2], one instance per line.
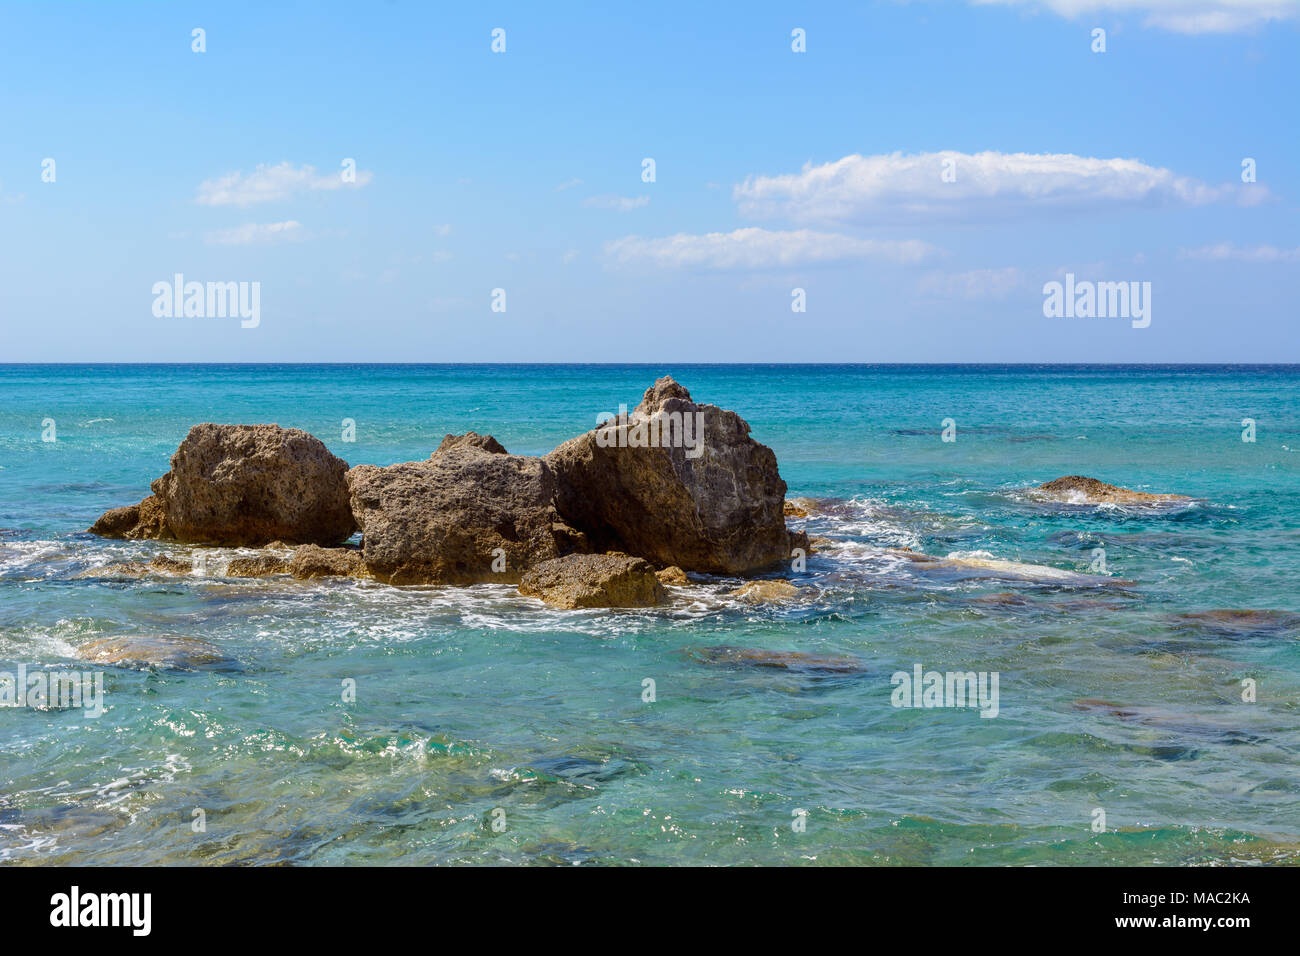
[1, 364, 1297, 865]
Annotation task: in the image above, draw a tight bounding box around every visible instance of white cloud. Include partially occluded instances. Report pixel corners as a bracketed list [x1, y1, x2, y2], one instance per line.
[554, 178, 584, 191]
[1181, 242, 1300, 261]
[204, 220, 305, 245]
[970, 0, 1298, 33]
[433, 223, 452, 237]
[604, 227, 939, 270]
[734, 151, 1261, 225]
[918, 267, 1025, 299]
[583, 194, 651, 211]
[196, 162, 373, 206]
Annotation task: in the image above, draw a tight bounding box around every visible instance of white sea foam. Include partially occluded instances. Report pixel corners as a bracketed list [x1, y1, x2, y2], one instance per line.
[0, 540, 82, 575]
[0, 621, 84, 661]
[813, 497, 925, 549]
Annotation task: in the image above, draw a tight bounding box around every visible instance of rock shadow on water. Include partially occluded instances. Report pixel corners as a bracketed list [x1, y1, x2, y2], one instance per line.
[522, 753, 645, 788]
[687, 644, 870, 677]
[960, 589, 1140, 616]
[510, 840, 608, 866]
[0, 804, 129, 858]
[1029, 728, 1202, 763]
[1071, 699, 1266, 747]
[1169, 609, 1300, 639]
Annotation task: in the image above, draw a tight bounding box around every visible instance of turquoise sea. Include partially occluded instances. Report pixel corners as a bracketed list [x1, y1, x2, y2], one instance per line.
[1, 364, 1298, 866]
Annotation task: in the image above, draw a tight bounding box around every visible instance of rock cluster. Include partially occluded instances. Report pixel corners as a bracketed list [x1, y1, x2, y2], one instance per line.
[88, 378, 805, 606]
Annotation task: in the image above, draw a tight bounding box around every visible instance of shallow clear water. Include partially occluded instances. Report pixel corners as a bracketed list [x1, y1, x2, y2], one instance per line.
[1, 364, 1298, 865]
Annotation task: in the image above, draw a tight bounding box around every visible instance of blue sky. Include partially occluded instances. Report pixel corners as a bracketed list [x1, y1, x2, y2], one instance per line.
[1, 0, 1296, 362]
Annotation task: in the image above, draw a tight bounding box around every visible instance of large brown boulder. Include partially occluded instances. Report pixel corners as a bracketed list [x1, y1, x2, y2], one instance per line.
[518, 553, 667, 609]
[90, 424, 356, 546]
[346, 433, 584, 585]
[545, 377, 796, 574]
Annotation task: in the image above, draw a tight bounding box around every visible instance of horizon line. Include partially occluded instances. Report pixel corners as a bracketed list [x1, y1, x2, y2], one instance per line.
[7, 361, 1300, 366]
[3, 362, 1300, 369]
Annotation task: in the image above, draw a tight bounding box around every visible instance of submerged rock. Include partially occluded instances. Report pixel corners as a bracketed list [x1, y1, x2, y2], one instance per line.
[966, 592, 1133, 613]
[89, 424, 356, 546]
[0, 806, 127, 845]
[968, 591, 1033, 607]
[1171, 609, 1300, 637]
[347, 434, 579, 584]
[546, 377, 798, 575]
[74, 561, 153, 579]
[518, 553, 667, 609]
[890, 549, 1129, 587]
[689, 645, 867, 674]
[76, 554, 194, 579]
[1072, 698, 1144, 720]
[77, 635, 234, 670]
[1071, 698, 1261, 743]
[1032, 475, 1188, 506]
[289, 544, 365, 579]
[729, 579, 801, 603]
